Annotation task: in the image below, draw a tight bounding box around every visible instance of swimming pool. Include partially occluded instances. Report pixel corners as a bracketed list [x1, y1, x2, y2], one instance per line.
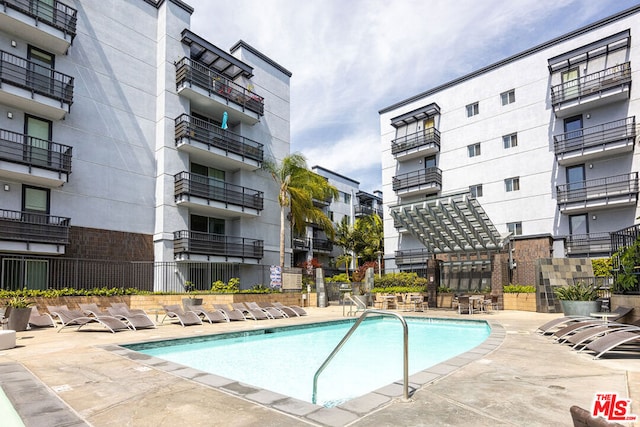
[126, 316, 490, 407]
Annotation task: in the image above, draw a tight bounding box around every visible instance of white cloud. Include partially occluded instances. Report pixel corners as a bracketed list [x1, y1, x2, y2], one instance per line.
[187, 0, 637, 192]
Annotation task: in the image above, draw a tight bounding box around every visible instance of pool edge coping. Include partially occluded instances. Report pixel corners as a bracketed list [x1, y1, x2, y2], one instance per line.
[103, 317, 506, 427]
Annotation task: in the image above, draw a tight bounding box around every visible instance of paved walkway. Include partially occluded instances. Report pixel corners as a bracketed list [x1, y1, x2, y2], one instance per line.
[0, 307, 638, 426]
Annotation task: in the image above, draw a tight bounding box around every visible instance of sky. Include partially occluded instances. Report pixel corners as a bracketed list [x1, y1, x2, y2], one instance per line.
[187, 0, 639, 193]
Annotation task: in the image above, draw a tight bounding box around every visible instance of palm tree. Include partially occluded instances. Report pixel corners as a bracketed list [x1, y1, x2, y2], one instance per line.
[263, 153, 338, 268]
[356, 214, 384, 263]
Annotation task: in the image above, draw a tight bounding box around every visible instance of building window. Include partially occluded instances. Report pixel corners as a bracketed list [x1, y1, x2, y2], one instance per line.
[466, 102, 479, 117]
[343, 192, 351, 204]
[329, 211, 334, 221]
[505, 177, 520, 192]
[501, 89, 515, 105]
[503, 133, 518, 149]
[470, 184, 483, 198]
[507, 222, 522, 236]
[467, 143, 481, 157]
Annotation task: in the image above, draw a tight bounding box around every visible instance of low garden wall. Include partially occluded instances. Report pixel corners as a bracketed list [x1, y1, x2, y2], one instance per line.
[502, 293, 537, 312]
[2, 293, 317, 313]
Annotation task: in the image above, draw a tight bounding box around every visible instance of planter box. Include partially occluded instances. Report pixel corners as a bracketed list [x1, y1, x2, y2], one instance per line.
[503, 293, 537, 312]
[560, 300, 600, 317]
[437, 293, 454, 309]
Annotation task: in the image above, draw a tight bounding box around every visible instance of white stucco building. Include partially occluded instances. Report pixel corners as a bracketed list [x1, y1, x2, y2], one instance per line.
[0, 0, 291, 291]
[380, 6, 640, 292]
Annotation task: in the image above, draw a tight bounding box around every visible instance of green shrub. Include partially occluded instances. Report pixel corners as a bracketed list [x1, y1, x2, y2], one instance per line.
[437, 286, 453, 293]
[553, 281, 599, 301]
[371, 286, 426, 294]
[591, 258, 612, 277]
[325, 273, 350, 283]
[503, 284, 536, 293]
[211, 278, 240, 293]
[373, 272, 427, 289]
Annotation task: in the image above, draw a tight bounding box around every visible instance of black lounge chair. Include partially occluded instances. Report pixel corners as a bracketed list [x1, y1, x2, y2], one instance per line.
[161, 305, 202, 327]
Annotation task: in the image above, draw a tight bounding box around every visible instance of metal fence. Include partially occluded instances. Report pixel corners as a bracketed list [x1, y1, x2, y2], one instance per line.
[0, 255, 286, 292]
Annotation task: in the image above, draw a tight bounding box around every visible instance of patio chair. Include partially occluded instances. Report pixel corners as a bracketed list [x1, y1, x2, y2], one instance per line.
[272, 301, 307, 316]
[570, 405, 625, 427]
[584, 329, 640, 359]
[28, 307, 55, 328]
[231, 303, 270, 320]
[79, 303, 111, 317]
[106, 306, 156, 330]
[246, 301, 285, 318]
[566, 320, 640, 350]
[212, 303, 246, 321]
[47, 306, 129, 333]
[185, 304, 227, 323]
[161, 305, 203, 327]
[457, 296, 473, 314]
[109, 302, 151, 318]
[258, 301, 295, 317]
[536, 306, 633, 335]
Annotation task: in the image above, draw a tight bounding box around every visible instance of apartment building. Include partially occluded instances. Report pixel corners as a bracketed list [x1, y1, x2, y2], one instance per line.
[0, 0, 291, 291]
[380, 6, 640, 292]
[291, 166, 382, 275]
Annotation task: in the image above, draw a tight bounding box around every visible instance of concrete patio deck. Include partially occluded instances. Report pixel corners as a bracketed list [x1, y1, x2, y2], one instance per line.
[0, 306, 638, 426]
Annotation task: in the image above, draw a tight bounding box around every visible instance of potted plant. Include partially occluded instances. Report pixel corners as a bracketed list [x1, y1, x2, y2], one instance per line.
[182, 281, 203, 311]
[5, 296, 34, 332]
[553, 281, 601, 316]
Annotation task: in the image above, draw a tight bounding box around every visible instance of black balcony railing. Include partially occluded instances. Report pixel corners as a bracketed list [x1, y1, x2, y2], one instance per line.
[391, 128, 441, 156]
[392, 167, 442, 192]
[554, 116, 636, 156]
[556, 172, 639, 204]
[0, 209, 70, 244]
[174, 114, 263, 163]
[292, 237, 309, 250]
[1, 0, 78, 38]
[0, 50, 74, 105]
[312, 238, 333, 252]
[0, 128, 72, 174]
[175, 57, 264, 116]
[173, 230, 263, 259]
[395, 248, 430, 265]
[354, 204, 383, 217]
[550, 62, 631, 106]
[174, 172, 264, 211]
[564, 233, 612, 255]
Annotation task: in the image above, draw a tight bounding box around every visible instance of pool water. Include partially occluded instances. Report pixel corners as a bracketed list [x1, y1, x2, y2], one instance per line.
[129, 317, 490, 407]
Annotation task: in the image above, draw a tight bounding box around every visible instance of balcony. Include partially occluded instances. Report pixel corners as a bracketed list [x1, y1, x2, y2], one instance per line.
[392, 167, 442, 197]
[173, 230, 263, 263]
[354, 204, 383, 217]
[0, 0, 77, 54]
[556, 172, 639, 213]
[292, 236, 309, 251]
[175, 114, 263, 171]
[0, 208, 69, 254]
[0, 127, 71, 186]
[564, 232, 611, 257]
[395, 248, 430, 265]
[391, 128, 440, 161]
[175, 57, 264, 125]
[554, 116, 635, 166]
[174, 171, 263, 218]
[550, 62, 631, 118]
[312, 238, 333, 253]
[0, 50, 73, 119]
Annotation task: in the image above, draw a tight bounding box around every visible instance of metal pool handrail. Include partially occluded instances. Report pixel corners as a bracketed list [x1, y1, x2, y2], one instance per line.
[311, 309, 409, 404]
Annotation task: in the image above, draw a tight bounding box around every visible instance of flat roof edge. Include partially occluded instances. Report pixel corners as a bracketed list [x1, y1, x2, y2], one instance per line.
[379, 5, 640, 115]
[230, 40, 293, 77]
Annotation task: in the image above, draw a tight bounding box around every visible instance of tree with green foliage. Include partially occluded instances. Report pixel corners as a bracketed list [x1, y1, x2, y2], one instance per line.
[263, 153, 338, 268]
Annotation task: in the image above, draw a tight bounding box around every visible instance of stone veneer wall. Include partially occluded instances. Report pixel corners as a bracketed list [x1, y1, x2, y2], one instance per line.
[536, 258, 594, 313]
[66, 227, 154, 261]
